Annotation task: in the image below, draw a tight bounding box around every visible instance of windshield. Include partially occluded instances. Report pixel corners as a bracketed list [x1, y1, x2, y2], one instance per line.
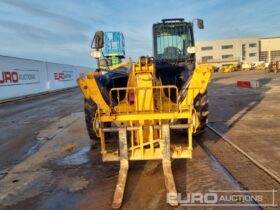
[154, 24, 192, 61]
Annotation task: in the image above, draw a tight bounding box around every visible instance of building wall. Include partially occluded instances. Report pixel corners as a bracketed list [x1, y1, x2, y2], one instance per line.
[260, 37, 280, 62]
[196, 38, 260, 66]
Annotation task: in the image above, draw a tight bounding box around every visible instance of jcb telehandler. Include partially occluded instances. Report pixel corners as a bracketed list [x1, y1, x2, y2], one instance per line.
[78, 18, 213, 208]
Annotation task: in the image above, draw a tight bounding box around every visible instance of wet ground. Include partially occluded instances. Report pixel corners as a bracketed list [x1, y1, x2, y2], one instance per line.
[0, 71, 279, 210]
[0, 113, 256, 210]
[208, 71, 280, 176]
[0, 88, 84, 171]
[202, 70, 280, 209]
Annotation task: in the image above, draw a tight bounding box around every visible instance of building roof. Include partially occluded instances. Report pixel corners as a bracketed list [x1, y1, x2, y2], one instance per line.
[197, 37, 259, 43]
[260, 36, 280, 40]
[197, 36, 280, 43]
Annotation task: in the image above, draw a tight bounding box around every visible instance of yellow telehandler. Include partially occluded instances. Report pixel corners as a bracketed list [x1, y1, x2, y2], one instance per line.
[77, 18, 213, 208]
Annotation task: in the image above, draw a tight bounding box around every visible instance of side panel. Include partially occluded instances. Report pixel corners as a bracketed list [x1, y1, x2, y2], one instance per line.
[0, 56, 47, 100]
[46, 63, 76, 91]
[0, 55, 93, 101]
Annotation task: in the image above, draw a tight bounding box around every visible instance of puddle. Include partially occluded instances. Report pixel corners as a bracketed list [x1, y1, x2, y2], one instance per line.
[71, 112, 83, 116]
[36, 136, 50, 141]
[57, 147, 91, 166]
[0, 168, 9, 180]
[22, 136, 50, 159]
[37, 191, 82, 210]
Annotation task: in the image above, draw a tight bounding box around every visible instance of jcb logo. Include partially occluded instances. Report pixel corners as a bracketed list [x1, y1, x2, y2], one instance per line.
[0, 71, 19, 83]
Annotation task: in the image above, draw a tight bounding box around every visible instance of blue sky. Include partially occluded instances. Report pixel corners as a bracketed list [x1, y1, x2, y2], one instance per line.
[0, 0, 279, 67]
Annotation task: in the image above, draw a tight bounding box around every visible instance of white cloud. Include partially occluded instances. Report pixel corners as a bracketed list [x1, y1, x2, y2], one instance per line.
[0, 0, 279, 66]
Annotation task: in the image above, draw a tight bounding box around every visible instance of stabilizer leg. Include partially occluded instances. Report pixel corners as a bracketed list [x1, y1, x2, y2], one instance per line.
[112, 128, 129, 209]
[162, 124, 178, 206]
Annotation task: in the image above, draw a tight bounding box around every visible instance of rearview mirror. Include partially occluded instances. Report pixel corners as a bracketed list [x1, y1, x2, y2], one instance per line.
[187, 46, 197, 54]
[197, 19, 204, 29]
[90, 50, 102, 59]
[91, 31, 104, 50]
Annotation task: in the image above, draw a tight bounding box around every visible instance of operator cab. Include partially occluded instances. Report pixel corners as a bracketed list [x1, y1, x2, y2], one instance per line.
[153, 18, 196, 65]
[152, 18, 203, 100]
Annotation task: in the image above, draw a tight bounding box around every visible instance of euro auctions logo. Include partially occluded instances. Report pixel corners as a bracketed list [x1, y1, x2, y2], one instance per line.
[54, 71, 73, 81]
[0, 71, 19, 83]
[167, 190, 277, 207]
[54, 72, 65, 80]
[0, 70, 40, 86]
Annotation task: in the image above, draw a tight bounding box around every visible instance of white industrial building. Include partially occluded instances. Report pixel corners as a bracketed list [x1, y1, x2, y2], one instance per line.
[259, 37, 280, 62]
[196, 37, 280, 67]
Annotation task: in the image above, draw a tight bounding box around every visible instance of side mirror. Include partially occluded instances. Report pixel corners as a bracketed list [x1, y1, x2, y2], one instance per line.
[187, 46, 197, 54]
[90, 50, 102, 59]
[197, 19, 204, 29]
[91, 31, 104, 50]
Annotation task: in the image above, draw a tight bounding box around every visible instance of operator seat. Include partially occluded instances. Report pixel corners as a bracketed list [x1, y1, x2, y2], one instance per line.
[163, 47, 179, 60]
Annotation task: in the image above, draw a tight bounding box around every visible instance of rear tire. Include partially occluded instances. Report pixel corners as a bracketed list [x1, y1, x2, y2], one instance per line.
[84, 98, 98, 140]
[194, 92, 209, 135]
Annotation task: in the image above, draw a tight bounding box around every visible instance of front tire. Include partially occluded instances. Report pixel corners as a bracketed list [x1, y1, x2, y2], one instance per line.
[194, 92, 209, 135]
[84, 98, 98, 140]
